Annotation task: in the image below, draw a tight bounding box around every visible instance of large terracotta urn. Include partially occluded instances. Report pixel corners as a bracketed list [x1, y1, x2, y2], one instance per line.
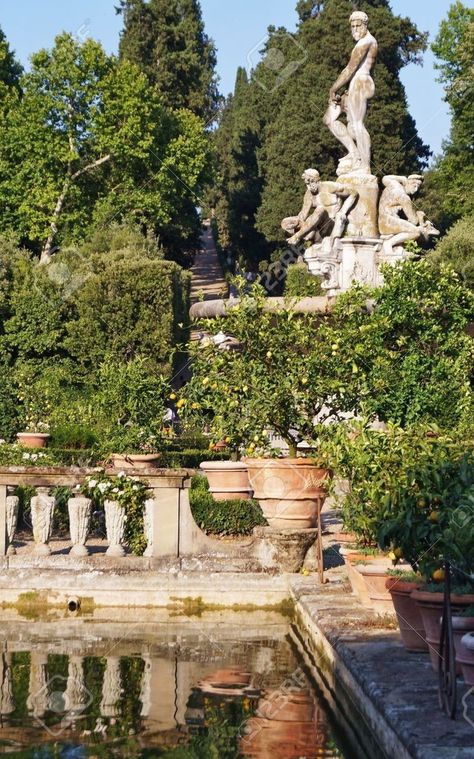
[199, 461, 252, 501]
[412, 589, 474, 672]
[245, 458, 329, 529]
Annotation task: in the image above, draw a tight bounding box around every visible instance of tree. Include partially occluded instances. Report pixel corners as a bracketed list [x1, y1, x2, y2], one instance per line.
[117, 0, 219, 121]
[0, 34, 211, 262]
[431, 1, 474, 220]
[0, 25, 22, 108]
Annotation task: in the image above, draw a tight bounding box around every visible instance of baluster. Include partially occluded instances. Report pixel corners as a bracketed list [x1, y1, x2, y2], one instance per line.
[63, 655, 89, 721]
[139, 654, 152, 717]
[27, 652, 49, 718]
[0, 653, 14, 717]
[100, 656, 122, 717]
[104, 501, 126, 557]
[30, 488, 55, 555]
[6, 488, 19, 556]
[68, 496, 92, 556]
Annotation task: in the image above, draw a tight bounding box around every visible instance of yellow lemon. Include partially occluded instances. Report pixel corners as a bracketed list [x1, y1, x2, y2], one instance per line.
[429, 510, 440, 523]
[266, 351, 272, 359]
[169, 393, 177, 400]
[176, 399, 186, 409]
[432, 568, 445, 583]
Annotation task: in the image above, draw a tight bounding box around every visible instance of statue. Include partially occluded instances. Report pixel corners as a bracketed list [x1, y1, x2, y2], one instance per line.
[282, 169, 357, 247]
[378, 175, 440, 254]
[323, 11, 378, 175]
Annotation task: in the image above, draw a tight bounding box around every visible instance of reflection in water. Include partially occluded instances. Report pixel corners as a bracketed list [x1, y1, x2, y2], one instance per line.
[0, 625, 346, 757]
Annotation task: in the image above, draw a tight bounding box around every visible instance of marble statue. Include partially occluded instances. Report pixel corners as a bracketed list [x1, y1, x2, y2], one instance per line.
[282, 169, 358, 247]
[323, 11, 378, 175]
[378, 175, 440, 254]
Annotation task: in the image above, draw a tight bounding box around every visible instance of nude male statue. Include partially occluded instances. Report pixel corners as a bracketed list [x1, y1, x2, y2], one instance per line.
[323, 11, 378, 175]
[281, 168, 357, 247]
[378, 174, 440, 254]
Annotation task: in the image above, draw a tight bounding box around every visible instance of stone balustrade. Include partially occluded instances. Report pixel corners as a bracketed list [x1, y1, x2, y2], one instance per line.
[0, 466, 193, 559]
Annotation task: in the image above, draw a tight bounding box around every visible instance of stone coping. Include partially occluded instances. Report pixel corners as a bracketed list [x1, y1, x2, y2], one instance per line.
[290, 575, 474, 759]
[0, 465, 194, 487]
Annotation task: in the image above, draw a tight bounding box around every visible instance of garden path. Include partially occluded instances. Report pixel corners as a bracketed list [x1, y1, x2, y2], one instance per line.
[190, 222, 227, 305]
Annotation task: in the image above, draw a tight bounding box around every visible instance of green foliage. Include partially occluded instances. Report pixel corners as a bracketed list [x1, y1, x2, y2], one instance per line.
[190, 475, 266, 535]
[180, 279, 355, 457]
[0, 33, 212, 261]
[429, 214, 474, 289]
[378, 438, 474, 579]
[285, 263, 322, 297]
[326, 259, 474, 429]
[49, 424, 98, 450]
[118, 0, 219, 121]
[431, 2, 474, 221]
[65, 257, 190, 375]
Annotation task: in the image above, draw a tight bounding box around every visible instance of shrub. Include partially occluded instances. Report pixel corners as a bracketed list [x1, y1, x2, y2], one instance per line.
[429, 215, 474, 289]
[49, 424, 98, 450]
[65, 256, 190, 375]
[189, 474, 266, 535]
[285, 263, 322, 297]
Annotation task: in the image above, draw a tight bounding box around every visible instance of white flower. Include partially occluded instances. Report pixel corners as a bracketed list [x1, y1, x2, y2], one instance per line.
[132, 485, 139, 491]
[22, 453, 31, 460]
[112, 487, 119, 494]
[0, 439, 5, 445]
[31, 454, 38, 461]
[117, 471, 126, 479]
[88, 479, 98, 489]
[97, 482, 109, 493]
[75, 484, 81, 491]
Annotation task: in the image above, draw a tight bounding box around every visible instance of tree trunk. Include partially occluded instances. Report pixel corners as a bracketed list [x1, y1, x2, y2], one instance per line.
[40, 154, 111, 265]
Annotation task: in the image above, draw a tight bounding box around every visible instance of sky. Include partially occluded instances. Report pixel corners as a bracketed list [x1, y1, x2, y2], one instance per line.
[0, 1, 457, 157]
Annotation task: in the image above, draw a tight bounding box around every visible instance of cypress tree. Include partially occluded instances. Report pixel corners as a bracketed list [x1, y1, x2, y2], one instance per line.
[117, 0, 219, 121]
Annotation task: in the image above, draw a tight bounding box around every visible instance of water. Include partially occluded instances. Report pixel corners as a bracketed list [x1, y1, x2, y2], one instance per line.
[0, 609, 348, 758]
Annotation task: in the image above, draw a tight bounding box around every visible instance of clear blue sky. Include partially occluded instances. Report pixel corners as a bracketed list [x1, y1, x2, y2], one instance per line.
[1, 1, 456, 157]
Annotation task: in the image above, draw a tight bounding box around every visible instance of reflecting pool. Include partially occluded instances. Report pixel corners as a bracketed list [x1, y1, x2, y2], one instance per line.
[0, 608, 349, 757]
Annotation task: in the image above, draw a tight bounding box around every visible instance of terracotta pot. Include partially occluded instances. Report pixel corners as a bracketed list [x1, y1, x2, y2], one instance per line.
[245, 458, 330, 529]
[459, 632, 474, 685]
[342, 551, 390, 608]
[16, 432, 50, 449]
[412, 590, 474, 672]
[110, 453, 160, 470]
[199, 461, 252, 501]
[200, 668, 251, 688]
[385, 578, 427, 651]
[334, 531, 357, 544]
[355, 564, 393, 613]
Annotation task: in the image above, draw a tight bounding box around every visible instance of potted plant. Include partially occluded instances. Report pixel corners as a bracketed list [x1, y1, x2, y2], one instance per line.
[385, 569, 427, 651]
[91, 358, 169, 469]
[180, 281, 354, 528]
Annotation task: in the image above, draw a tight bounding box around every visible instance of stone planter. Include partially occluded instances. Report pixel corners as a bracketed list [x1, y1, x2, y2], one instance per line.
[30, 488, 55, 555]
[68, 497, 92, 556]
[16, 432, 50, 449]
[459, 632, 474, 685]
[199, 461, 252, 501]
[355, 564, 393, 613]
[6, 491, 19, 556]
[104, 499, 126, 557]
[143, 498, 154, 557]
[110, 453, 161, 470]
[412, 590, 474, 672]
[246, 458, 330, 529]
[385, 578, 427, 652]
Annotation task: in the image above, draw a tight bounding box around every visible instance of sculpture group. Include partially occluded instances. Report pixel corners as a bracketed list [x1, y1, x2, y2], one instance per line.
[282, 11, 439, 294]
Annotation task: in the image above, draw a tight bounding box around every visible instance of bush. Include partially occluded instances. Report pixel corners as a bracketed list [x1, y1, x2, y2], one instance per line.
[49, 424, 98, 450]
[189, 474, 266, 535]
[65, 256, 191, 375]
[285, 263, 322, 297]
[429, 215, 474, 289]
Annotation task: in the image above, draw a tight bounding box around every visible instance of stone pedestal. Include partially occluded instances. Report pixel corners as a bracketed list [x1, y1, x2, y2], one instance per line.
[6, 492, 19, 556]
[305, 238, 410, 297]
[339, 172, 379, 238]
